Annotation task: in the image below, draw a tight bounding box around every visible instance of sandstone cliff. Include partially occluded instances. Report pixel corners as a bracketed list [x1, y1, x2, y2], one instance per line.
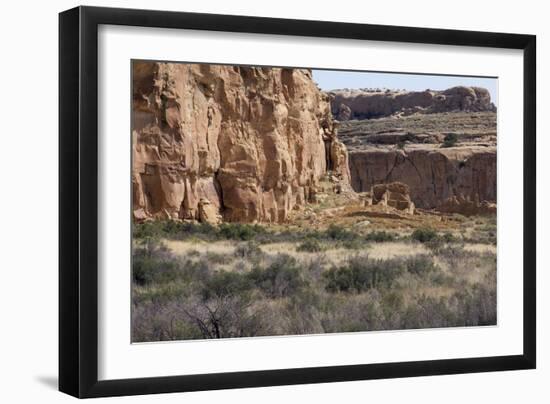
[330, 86, 496, 121]
[340, 111, 497, 211]
[349, 145, 496, 209]
[132, 62, 350, 223]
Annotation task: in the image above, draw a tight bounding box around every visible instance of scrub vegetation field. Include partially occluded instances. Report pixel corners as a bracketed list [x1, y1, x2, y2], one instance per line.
[132, 219, 496, 342]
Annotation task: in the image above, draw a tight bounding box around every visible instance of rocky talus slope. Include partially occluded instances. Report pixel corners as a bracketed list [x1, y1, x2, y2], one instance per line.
[330, 86, 496, 121]
[132, 62, 350, 223]
[339, 111, 497, 213]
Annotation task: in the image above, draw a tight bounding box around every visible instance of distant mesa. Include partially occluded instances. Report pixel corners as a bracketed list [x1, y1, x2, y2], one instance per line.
[329, 86, 497, 121]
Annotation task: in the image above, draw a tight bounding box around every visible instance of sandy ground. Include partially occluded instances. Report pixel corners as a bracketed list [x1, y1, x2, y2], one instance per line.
[164, 239, 433, 267]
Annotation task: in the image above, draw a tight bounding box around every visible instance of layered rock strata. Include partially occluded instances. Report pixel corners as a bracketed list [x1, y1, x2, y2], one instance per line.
[348, 146, 496, 209]
[340, 110, 497, 211]
[132, 62, 350, 223]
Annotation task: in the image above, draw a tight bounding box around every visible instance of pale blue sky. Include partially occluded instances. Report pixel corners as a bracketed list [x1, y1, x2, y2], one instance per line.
[312, 70, 498, 107]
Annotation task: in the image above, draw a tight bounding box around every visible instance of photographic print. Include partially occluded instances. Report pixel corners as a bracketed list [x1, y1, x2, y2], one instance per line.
[131, 60, 497, 342]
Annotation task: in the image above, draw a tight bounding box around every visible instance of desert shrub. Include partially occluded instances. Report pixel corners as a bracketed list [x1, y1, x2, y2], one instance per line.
[442, 133, 458, 148]
[133, 221, 273, 242]
[424, 238, 444, 252]
[365, 230, 398, 242]
[429, 270, 456, 286]
[249, 254, 308, 298]
[435, 243, 468, 261]
[411, 227, 438, 243]
[185, 286, 265, 339]
[234, 241, 264, 260]
[132, 239, 181, 285]
[132, 221, 163, 240]
[132, 282, 191, 305]
[404, 254, 440, 277]
[133, 221, 219, 241]
[218, 223, 266, 241]
[325, 224, 359, 242]
[296, 239, 325, 253]
[401, 295, 457, 329]
[442, 232, 456, 243]
[320, 291, 384, 333]
[380, 290, 406, 325]
[340, 239, 365, 250]
[200, 270, 253, 300]
[283, 289, 324, 335]
[306, 254, 328, 282]
[465, 227, 497, 245]
[186, 249, 201, 257]
[447, 282, 497, 326]
[203, 252, 233, 265]
[324, 255, 405, 293]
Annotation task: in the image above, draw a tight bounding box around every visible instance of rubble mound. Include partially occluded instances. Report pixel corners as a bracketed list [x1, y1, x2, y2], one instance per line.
[371, 182, 415, 214]
[436, 194, 496, 216]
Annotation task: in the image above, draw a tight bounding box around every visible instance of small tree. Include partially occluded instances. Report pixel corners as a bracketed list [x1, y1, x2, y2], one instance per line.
[442, 133, 459, 148]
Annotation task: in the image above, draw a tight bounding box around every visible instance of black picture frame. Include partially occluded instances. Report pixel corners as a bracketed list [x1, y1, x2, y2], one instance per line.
[59, 5, 536, 398]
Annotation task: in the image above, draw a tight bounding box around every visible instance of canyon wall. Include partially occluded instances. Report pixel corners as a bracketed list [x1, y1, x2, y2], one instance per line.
[132, 62, 350, 223]
[330, 86, 496, 121]
[349, 146, 496, 209]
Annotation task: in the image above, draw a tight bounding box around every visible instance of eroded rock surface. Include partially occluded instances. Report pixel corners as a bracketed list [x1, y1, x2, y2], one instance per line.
[349, 146, 496, 209]
[341, 111, 497, 210]
[372, 182, 415, 214]
[132, 62, 350, 223]
[330, 86, 496, 121]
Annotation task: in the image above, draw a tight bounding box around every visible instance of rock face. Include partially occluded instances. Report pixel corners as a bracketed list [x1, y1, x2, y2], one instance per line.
[132, 62, 350, 223]
[339, 110, 497, 212]
[349, 146, 496, 209]
[371, 182, 415, 214]
[330, 86, 496, 121]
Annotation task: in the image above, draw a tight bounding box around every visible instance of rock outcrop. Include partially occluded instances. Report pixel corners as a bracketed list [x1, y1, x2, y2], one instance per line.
[371, 182, 415, 214]
[330, 86, 496, 121]
[132, 62, 350, 223]
[348, 146, 496, 209]
[338, 109, 497, 212]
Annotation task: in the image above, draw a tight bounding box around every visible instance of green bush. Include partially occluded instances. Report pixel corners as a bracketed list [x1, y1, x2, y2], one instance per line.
[205, 252, 233, 265]
[442, 133, 458, 148]
[365, 230, 398, 242]
[442, 232, 456, 243]
[411, 228, 438, 243]
[324, 255, 405, 293]
[325, 224, 359, 242]
[132, 239, 180, 285]
[296, 239, 325, 253]
[133, 221, 219, 241]
[218, 223, 266, 241]
[404, 254, 440, 277]
[201, 270, 253, 300]
[234, 241, 264, 260]
[249, 254, 308, 298]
